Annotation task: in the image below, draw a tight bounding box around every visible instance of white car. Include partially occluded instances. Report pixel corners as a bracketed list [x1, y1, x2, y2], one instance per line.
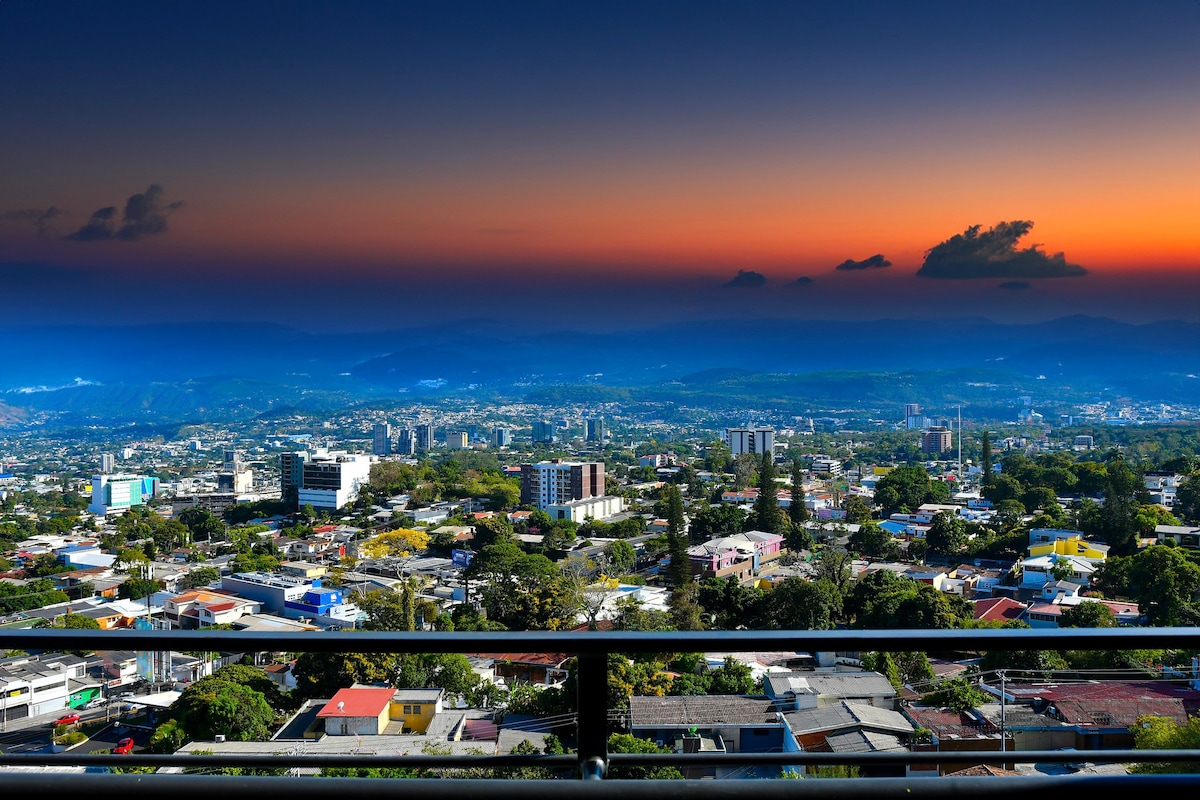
[84, 698, 107, 709]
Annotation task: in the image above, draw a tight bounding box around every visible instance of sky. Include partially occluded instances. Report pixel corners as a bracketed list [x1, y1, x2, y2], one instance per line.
[1, 0, 1198, 330]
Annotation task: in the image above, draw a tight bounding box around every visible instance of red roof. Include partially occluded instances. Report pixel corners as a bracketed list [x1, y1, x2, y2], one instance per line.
[204, 601, 236, 613]
[317, 687, 395, 718]
[973, 597, 1027, 622]
[313, 524, 338, 533]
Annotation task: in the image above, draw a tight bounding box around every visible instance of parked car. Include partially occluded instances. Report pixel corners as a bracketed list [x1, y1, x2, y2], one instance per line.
[84, 698, 107, 709]
[112, 738, 135, 755]
[54, 713, 81, 726]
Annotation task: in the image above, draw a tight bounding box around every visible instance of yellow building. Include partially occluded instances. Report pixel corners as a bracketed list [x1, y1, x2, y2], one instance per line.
[390, 688, 444, 733]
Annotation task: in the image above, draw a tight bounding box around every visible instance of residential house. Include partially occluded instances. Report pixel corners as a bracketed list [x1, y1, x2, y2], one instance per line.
[763, 671, 897, 712]
[783, 701, 915, 777]
[901, 703, 1008, 776]
[972, 597, 1027, 625]
[391, 688, 444, 733]
[318, 686, 396, 735]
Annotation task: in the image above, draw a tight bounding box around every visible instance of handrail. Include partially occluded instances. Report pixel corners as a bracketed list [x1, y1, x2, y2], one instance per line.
[2, 626, 1199, 783]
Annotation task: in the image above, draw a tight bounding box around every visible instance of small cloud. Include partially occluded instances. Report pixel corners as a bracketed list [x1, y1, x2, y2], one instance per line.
[792, 276, 814, 286]
[66, 184, 182, 242]
[0, 206, 63, 237]
[722, 269, 767, 288]
[834, 254, 891, 271]
[66, 207, 118, 241]
[997, 281, 1031, 290]
[917, 220, 1086, 279]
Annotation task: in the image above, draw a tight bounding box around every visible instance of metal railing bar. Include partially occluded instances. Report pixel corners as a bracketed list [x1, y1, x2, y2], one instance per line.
[2, 748, 1194, 770]
[1, 774, 1199, 798]
[5, 627, 1200, 654]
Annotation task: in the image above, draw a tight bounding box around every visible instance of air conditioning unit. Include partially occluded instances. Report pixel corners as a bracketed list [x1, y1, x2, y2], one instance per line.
[214, 734, 226, 743]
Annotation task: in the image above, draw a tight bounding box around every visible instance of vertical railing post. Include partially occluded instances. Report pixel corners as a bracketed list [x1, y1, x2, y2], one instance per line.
[575, 652, 608, 780]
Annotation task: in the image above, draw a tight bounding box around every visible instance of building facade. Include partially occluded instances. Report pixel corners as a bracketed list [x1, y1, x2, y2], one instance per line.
[725, 426, 775, 457]
[519, 459, 605, 509]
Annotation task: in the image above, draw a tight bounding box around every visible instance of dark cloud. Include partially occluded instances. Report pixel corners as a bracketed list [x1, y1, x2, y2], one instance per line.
[997, 281, 1031, 290]
[66, 207, 118, 241]
[835, 254, 891, 271]
[0, 206, 63, 236]
[917, 220, 1086, 279]
[66, 184, 181, 242]
[722, 269, 767, 288]
[792, 276, 814, 286]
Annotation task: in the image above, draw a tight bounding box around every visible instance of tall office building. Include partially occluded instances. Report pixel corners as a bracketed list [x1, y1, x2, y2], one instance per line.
[725, 426, 775, 457]
[586, 417, 606, 443]
[281, 451, 309, 508]
[298, 452, 373, 511]
[373, 423, 393, 456]
[905, 403, 926, 430]
[415, 424, 435, 452]
[532, 419, 557, 444]
[99, 453, 115, 474]
[519, 460, 605, 509]
[921, 426, 953, 455]
[493, 427, 512, 448]
[396, 428, 416, 455]
[88, 474, 159, 516]
[446, 431, 468, 450]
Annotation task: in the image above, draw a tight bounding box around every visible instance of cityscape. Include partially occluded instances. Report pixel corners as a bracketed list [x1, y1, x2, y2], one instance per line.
[2, 0, 1200, 788]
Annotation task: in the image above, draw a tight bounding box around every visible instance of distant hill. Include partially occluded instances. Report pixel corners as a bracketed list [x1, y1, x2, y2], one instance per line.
[0, 315, 1196, 424]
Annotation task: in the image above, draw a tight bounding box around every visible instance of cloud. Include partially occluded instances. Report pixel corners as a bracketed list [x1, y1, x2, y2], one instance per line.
[792, 276, 814, 286]
[722, 269, 767, 288]
[0, 206, 63, 236]
[997, 281, 1031, 290]
[66, 184, 182, 242]
[66, 207, 118, 241]
[917, 220, 1086, 279]
[834, 254, 891, 271]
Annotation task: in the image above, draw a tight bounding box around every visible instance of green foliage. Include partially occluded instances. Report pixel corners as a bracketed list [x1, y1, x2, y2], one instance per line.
[605, 733, 683, 779]
[118, 576, 160, 601]
[1131, 715, 1200, 773]
[847, 570, 971, 630]
[55, 613, 100, 629]
[1058, 601, 1117, 628]
[920, 677, 987, 712]
[168, 673, 277, 742]
[181, 566, 220, 589]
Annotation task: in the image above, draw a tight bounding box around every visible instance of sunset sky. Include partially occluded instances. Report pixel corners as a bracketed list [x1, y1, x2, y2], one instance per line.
[1, 1, 1198, 329]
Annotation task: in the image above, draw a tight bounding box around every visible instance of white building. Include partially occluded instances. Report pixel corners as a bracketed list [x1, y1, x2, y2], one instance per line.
[297, 452, 373, 511]
[725, 426, 774, 457]
[544, 494, 626, 523]
[87, 474, 158, 516]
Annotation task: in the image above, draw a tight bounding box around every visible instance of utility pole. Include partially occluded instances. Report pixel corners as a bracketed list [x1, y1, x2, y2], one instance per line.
[999, 669, 1007, 753]
[957, 405, 962, 479]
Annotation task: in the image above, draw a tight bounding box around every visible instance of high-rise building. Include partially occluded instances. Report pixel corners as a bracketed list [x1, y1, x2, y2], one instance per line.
[905, 403, 926, 430]
[520, 459, 605, 509]
[446, 431, 468, 450]
[532, 419, 557, 444]
[725, 426, 775, 457]
[99, 453, 115, 474]
[586, 417, 606, 443]
[493, 427, 512, 448]
[373, 423, 393, 456]
[88, 474, 159, 516]
[396, 429, 416, 455]
[298, 452, 373, 511]
[921, 426, 953, 455]
[415, 424, 435, 452]
[466, 424, 479, 442]
[281, 451, 309, 508]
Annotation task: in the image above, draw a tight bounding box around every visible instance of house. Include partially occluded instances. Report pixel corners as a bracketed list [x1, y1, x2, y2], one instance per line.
[784, 701, 915, 777]
[391, 688, 444, 733]
[763, 671, 896, 711]
[629, 694, 794, 777]
[475, 653, 572, 686]
[318, 686, 396, 735]
[972, 597, 1027, 625]
[901, 703, 1007, 776]
[1154, 524, 1200, 549]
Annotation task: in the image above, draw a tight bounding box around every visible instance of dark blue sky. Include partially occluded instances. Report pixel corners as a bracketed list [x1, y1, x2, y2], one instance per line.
[1, 1, 1198, 329]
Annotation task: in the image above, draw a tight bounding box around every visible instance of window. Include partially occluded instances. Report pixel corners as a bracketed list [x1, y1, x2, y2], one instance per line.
[411, 705, 422, 714]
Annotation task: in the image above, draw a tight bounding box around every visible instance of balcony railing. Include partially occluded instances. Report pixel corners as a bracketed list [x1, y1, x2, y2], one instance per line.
[2, 626, 1200, 797]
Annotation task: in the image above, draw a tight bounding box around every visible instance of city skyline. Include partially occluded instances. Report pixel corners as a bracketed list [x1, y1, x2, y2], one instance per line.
[1, 1, 1198, 330]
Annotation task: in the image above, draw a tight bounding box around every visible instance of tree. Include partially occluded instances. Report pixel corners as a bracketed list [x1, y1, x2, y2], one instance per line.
[359, 528, 430, 560]
[789, 459, 810, 525]
[925, 512, 968, 556]
[181, 566, 220, 589]
[1131, 715, 1200, 774]
[119, 577, 159, 601]
[873, 465, 937, 515]
[763, 577, 842, 630]
[1058, 601, 1117, 628]
[605, 540, 637, 575]
[668, 583, 704, 631]
[686, 504, 746, 543]
[56, 613, 100, 629]
[843, 495, 872, 525]
[748, 452, 785, 534]
[605, 733, 683, 780]
[847, 522, 899, 560]
[168, 673, 277, 741]
[1175, 473, 1200, 523]
[707, 655, 755, 695]
[920, 678, 987, 713]
[663, 484, 691, 588]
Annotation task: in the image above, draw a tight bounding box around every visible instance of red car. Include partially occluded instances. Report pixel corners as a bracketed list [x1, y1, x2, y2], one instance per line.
[54, 713, 81, 726]
[112, 738, 135, 755]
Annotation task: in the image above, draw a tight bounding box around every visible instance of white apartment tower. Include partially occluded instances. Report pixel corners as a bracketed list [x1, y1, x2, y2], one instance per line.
[725, 426, 775, 457]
